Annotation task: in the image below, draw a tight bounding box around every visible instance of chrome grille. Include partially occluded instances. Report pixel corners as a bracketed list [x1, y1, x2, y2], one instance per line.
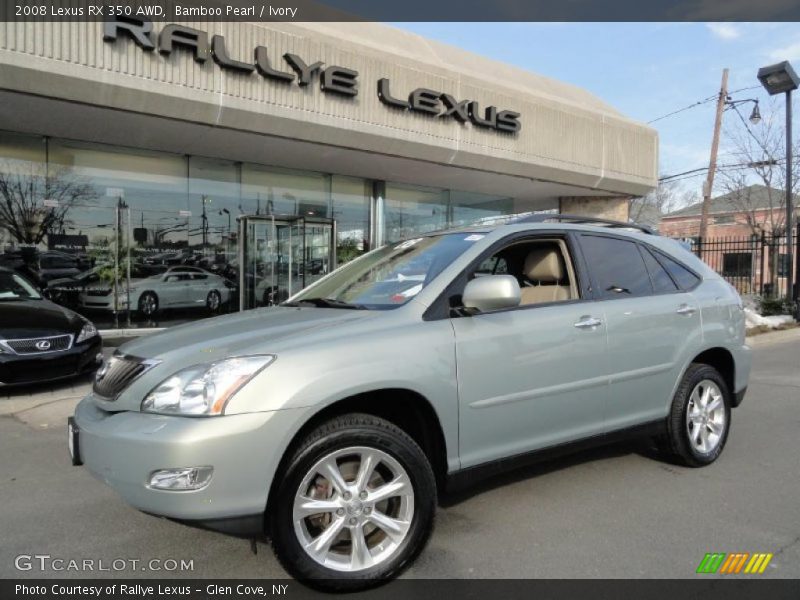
[93, 355, 151, 399]
[4, 334, 72, 355]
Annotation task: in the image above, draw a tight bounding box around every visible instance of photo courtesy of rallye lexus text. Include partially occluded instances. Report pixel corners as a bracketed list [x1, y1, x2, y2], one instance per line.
[0, 267, 102, 386]
[69, 217, 751, 591]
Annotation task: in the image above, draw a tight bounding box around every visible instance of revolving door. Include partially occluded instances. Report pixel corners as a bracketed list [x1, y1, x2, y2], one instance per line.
[238, 215, 337, 310]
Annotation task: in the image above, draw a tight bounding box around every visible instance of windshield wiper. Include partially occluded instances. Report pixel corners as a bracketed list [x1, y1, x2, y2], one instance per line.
[283, 297, 367, 310]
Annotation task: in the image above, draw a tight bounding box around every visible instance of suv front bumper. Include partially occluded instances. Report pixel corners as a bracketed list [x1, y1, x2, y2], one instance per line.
[72, 396, 303, 524]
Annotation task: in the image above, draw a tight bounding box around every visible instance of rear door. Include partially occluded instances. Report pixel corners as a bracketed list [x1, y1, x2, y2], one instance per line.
[577, 234, 702, 431]
[188, 272, 212, 307]
[159, 272, 192, 306]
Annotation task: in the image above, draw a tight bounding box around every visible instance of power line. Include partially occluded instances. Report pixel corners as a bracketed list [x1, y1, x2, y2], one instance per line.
[647, 84, 762, 124]
[659, 158, 783, 183]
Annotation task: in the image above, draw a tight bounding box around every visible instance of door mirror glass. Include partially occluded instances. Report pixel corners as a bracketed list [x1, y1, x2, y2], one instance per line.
[462, 275, 521, 313]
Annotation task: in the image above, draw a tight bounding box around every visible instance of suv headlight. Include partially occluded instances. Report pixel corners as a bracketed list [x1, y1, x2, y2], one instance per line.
[141, 355, 275, 416]
[76, 321, 98, 343]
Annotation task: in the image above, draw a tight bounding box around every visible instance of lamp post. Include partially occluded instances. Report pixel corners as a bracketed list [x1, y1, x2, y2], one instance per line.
[758, 60, 799, 318]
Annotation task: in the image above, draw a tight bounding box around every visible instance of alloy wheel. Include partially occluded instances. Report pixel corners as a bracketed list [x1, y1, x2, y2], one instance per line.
[686, 379, 726, 454]
[140, 293, 157, 316]
[208, 291, 221, 311]
[292, 446, 414, 573]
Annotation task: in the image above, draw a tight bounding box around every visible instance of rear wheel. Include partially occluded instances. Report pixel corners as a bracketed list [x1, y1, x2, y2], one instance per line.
[206, 290, 222, 313]
[138, 291, 159, 317]
[269, 414, 436, 591]
[662, 363, 731, 467]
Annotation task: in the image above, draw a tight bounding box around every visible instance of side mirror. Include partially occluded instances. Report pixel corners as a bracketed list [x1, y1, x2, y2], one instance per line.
[462, 275, 521, 313]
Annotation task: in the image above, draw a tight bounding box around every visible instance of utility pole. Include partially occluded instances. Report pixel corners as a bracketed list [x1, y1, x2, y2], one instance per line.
[699, 68, 730, 249]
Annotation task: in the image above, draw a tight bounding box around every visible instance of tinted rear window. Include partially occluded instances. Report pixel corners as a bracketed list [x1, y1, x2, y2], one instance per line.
[580, 235, 652, 299]
[641, 246, 679, 294]
[654, 250, 701, 290]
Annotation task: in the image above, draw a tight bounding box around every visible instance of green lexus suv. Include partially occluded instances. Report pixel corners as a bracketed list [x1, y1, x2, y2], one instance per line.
[70, 216, 751, 590]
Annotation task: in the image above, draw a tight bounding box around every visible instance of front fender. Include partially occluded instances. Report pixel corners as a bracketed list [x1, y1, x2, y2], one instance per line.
[225, 318, 460, 471]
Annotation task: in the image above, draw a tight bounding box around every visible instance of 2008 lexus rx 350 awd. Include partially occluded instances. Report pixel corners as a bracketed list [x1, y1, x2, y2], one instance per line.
[70, 217, 751, 591]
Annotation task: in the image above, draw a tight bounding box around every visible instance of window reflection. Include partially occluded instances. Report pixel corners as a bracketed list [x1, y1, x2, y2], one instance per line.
[0, 130, 520, 328]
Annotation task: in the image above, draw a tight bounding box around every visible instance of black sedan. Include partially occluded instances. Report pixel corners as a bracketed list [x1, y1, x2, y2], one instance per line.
[0, 267, 102, 386]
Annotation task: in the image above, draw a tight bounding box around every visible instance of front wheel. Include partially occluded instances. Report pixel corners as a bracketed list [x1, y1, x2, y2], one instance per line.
[138, 291, 159, 317]
[662, 363, 732, 467]
[269, 414, 436, 591]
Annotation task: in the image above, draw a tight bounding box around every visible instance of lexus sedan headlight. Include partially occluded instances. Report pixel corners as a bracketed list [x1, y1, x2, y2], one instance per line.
[141, 355, 275, 416]
[76, 321, 98, 343]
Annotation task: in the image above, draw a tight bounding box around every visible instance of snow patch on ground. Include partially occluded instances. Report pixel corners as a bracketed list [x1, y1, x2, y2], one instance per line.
[744, 307, 794, 331]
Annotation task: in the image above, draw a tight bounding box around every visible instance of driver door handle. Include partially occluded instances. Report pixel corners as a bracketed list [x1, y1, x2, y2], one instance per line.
[574, 316, 602, 330]
[676, 304, 697, 316]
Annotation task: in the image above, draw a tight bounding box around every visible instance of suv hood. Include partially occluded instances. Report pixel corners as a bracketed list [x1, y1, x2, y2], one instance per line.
[104, 306, 378, 411]
[122, 307, 376, 360]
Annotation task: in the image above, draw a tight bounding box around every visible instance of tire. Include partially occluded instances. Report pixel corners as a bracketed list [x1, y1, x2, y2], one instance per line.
[206, 290, 222, 313]
[662, 363, 732, 467]
[138, 291, 159, 317]
[269, 413, 436, 591]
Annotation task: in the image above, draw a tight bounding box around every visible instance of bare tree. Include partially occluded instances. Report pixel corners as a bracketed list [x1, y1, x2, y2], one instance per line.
[718, 97, 800, 292]
[0, 161, 96, 246]
[718, 97, 800, 237]
[630, 179, 696, 229]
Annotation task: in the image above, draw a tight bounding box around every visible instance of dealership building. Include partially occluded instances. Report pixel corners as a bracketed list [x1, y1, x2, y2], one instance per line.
[0, 17, 658, 323]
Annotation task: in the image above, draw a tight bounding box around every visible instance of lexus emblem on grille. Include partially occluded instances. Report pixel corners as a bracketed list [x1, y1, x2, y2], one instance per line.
[35, 340, 51, 351]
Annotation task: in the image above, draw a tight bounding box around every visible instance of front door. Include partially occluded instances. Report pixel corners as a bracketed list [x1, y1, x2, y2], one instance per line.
[452, 235, 609, 468]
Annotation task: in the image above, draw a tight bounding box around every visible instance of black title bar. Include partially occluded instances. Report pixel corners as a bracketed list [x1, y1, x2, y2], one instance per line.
[4, 0, 800, 22]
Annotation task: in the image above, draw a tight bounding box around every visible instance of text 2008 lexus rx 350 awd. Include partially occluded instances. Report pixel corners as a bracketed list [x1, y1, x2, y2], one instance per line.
[70, 217, 750, 591]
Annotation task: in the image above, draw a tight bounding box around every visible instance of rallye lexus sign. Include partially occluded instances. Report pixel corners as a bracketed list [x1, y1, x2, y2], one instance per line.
[103, 17, 522, 133]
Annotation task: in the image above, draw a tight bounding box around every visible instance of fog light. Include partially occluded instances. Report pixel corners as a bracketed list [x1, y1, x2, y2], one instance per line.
[148, 467, 213, 491]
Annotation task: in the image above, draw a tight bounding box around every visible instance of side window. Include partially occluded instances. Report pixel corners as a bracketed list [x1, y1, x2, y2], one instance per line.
[580, 235, 652, 299]
[474, 255, 508, 277]
[192, 273, 208, 280]
[640, 246, 678, 294]
[467, 237, 578, 307]
[653, 251, 701, 291]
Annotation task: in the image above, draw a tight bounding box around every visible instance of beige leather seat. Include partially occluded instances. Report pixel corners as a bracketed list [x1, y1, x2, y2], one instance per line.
[520, 247, 571, 305]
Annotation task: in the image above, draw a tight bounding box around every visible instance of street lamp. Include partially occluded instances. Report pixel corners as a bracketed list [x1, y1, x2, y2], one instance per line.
[758, 60, 800, 317]
[725, 97, 762, 124]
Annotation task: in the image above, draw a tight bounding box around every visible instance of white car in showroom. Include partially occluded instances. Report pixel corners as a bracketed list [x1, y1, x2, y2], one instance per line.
[79, 266, 232, 316]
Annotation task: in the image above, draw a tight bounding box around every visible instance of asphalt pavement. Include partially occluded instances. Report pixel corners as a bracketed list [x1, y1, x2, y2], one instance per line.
[1, 332, 798, 579]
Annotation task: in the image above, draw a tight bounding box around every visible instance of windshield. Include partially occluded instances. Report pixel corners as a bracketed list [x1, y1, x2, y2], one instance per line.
[0, 271, 42, 300]
[287, 233, 484, 309]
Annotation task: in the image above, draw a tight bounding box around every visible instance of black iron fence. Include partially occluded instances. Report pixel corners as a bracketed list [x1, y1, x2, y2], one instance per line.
[678, 225, 799, 298]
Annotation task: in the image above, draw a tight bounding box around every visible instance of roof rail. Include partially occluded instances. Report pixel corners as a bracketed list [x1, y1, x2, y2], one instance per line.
[512, 213, 656, 235]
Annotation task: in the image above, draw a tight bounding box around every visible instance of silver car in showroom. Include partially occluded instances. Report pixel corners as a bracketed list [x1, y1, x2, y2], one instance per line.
[70, 216, 751, 590]
[79, 266, 231, 316]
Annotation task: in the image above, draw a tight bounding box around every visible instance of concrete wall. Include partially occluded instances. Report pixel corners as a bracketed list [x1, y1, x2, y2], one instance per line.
[0, 19, 657, 198]
[559, 196, 630, 222]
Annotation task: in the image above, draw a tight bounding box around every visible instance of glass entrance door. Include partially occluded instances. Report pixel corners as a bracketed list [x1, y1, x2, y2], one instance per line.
[238, 215, 336, 310]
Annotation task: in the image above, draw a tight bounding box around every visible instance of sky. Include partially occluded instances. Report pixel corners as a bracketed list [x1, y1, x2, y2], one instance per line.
[393, 22, 800, 200]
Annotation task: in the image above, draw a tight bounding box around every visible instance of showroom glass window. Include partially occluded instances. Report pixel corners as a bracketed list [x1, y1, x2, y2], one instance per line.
[49, 139, 188, 253]
[241, 164, 329, 218]
[188, 157, 240, 283]
[449, 191, 514, 228]
[332, 176, 370, 264]
[0, 132, 47, 251]
[384, 184, 448, 241]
